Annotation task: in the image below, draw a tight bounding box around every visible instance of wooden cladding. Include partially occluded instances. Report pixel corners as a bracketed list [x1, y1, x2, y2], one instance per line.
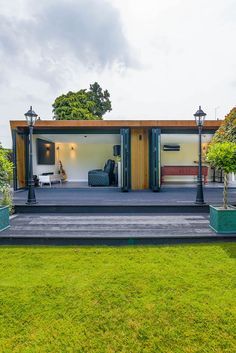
[131, 128, 149, 190]
[16, 133, 26, 188]
[10, 119, 222, 130]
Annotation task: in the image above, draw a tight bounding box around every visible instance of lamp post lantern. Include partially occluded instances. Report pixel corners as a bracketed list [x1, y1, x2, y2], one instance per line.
[194, 105, 206, 204]
[25, 106, 38, 204]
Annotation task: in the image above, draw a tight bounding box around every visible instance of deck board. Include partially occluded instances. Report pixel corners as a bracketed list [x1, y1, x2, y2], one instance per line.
[14, 186, 236, 206]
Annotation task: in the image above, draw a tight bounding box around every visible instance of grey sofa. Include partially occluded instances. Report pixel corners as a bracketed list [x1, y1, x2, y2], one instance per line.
[88, 159, 115, 186]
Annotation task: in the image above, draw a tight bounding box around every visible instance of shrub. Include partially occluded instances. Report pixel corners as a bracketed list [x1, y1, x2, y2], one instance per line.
[0, 147, 13, 212]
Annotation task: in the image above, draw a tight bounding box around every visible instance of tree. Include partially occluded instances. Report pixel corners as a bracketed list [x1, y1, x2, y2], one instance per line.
[52, 82, 112, 120]
[211, 107, 236, 144]
[88, 82, 112, 118]
[0, 146, 13, 211]
[206, 106, 236, 209]
[206, 142, 236, 209]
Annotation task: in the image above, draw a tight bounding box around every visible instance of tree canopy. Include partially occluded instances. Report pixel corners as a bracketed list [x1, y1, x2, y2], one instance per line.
[206, 142, 236, 174]
[52, 82, 112, 120]
[206, 108, 236, 209]
[211, 107, 236, 144]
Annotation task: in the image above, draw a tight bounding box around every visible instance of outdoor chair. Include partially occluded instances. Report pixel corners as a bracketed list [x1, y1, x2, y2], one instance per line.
[88, 159, 115, 186]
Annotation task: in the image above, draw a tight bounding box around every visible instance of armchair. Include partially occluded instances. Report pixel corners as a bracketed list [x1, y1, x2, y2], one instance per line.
[88, 159, 115, 186]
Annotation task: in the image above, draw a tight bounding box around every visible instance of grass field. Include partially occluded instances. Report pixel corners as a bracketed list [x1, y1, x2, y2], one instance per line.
[0, 244, 235, 353]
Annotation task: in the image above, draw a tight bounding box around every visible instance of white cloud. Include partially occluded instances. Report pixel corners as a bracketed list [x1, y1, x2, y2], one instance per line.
[0, 0, 236, 147]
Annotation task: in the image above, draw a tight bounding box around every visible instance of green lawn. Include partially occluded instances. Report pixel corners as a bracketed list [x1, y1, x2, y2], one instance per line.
[0, 244, 235, 353]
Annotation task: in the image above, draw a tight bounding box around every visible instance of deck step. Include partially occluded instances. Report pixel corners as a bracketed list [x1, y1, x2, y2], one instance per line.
[1, 214, 235, 245]
[14, 204, 210, 214]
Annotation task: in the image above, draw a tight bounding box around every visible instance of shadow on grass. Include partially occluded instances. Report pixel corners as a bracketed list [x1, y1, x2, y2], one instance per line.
[220, 242, 236, 258]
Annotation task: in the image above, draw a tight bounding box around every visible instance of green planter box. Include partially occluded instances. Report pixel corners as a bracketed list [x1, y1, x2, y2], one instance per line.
[0, 206, 10, 232]
[210, 205, 236, 234]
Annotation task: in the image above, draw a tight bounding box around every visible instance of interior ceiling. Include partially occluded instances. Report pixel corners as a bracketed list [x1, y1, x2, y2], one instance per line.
[161, 134, 213, 143]
[35, 133, 213, 145]
[35, 134, 120, 144]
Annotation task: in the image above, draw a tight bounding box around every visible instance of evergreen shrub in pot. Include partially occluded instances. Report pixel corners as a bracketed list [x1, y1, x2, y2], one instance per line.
[206, 142, 236, 233]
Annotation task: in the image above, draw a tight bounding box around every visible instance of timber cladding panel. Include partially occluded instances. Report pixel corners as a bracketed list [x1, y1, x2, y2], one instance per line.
[131, 128, 149, 190]
[16, 133, 26, 188]
[10, 119, 222, 130]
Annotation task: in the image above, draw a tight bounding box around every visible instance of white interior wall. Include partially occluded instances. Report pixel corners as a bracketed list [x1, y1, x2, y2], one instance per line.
[161, 142, 198, 166]
[55, 143, 114, 181]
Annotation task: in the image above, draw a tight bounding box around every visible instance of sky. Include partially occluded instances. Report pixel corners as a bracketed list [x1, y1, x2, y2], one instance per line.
[0, 0, 235, 147]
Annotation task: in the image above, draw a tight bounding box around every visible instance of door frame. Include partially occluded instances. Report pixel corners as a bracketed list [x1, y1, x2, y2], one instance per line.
[149, 128, 161, 192]
[120, 128, 131, 192]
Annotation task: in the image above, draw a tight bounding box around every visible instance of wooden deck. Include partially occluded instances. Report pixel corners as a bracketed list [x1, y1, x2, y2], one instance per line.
[14, 185, 236, 209]
[3, 185, 235, 244]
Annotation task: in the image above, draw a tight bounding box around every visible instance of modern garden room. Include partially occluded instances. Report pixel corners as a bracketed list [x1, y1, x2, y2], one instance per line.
[11, 119, 224, 192]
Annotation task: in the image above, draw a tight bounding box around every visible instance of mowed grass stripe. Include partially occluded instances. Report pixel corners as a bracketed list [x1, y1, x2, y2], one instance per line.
[0, 244, 235, 353]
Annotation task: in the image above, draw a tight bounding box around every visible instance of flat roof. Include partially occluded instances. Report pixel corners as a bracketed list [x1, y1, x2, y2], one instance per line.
[10, 119, 222, 130]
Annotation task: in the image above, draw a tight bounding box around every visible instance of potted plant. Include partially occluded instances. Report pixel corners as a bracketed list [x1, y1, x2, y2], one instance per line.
[0, 145, 13, 232]
[206, 142, 236, 233]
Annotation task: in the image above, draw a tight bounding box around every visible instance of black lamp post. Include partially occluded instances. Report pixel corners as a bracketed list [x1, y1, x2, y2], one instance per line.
[194, 105, 206, 204]
[25, 106, 38, 204]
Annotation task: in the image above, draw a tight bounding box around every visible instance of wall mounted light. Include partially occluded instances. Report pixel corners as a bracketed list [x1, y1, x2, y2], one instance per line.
[71, 146, 75, 151]
[45, 143, 50, 151]
[56, 146, 60, 151]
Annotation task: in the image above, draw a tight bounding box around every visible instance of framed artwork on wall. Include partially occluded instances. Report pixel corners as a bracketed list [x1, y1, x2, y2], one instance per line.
[36, 138, 55, 165]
